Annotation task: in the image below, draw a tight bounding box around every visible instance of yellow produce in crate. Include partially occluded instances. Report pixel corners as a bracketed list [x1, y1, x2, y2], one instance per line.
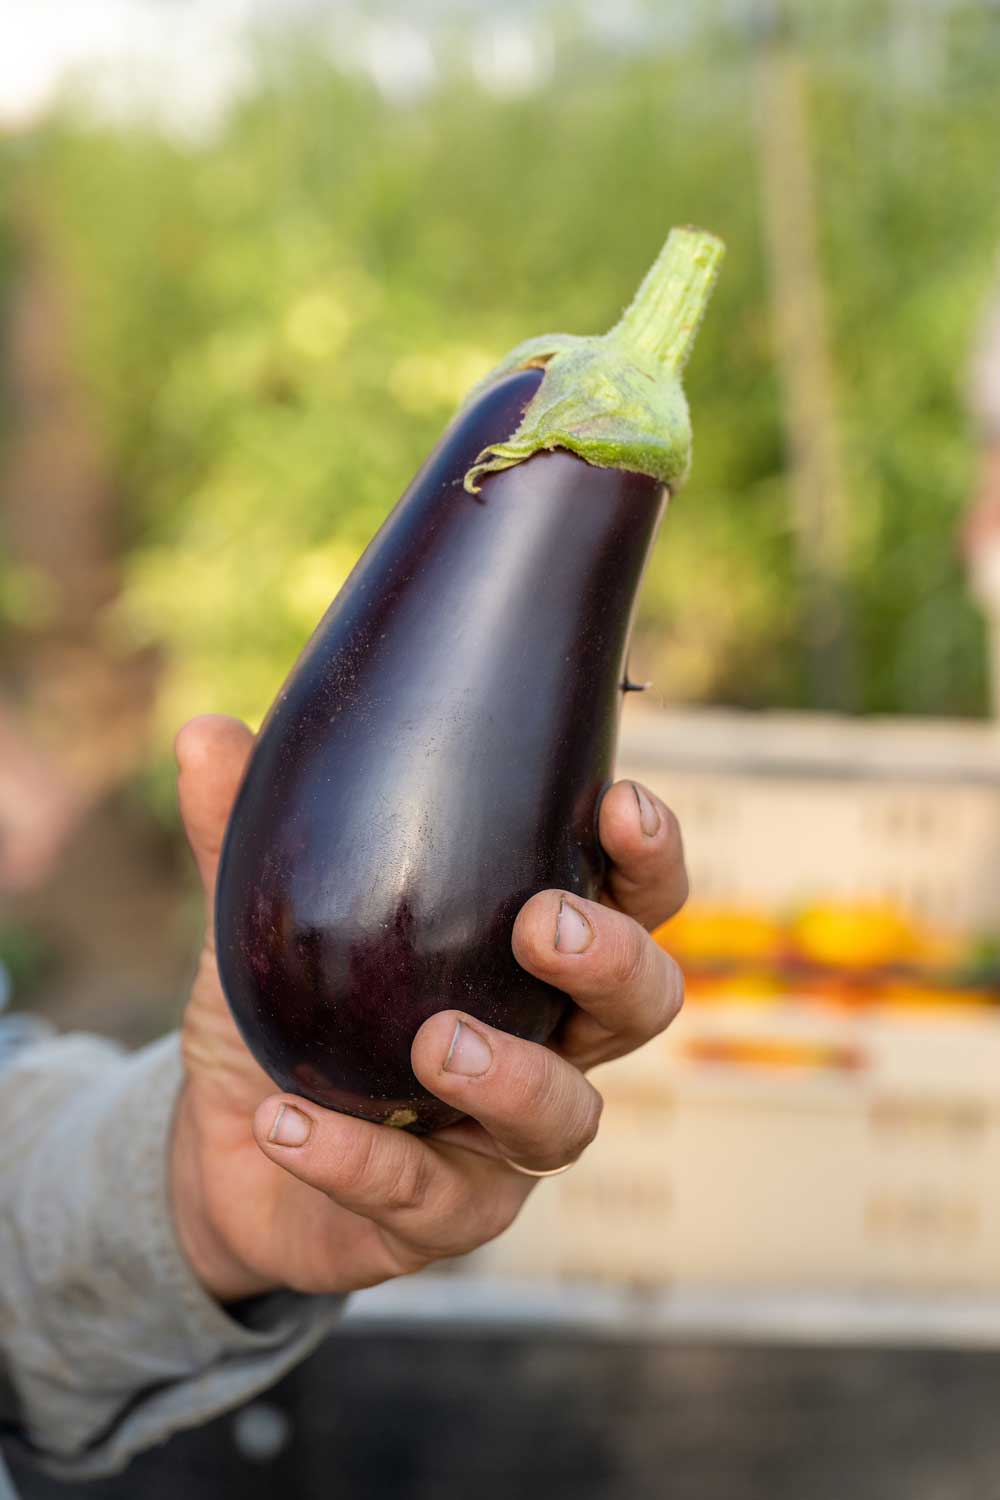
[656, 899, 990, 1015]
[656, 905, 785, 963]
[684, 970, 786, 1005]
[791, 902, 965, 970]
[791, 903, 921, 967]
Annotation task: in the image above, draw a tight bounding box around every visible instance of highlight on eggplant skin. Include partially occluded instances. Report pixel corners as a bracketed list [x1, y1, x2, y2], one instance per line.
[214, 227, 723, 1132]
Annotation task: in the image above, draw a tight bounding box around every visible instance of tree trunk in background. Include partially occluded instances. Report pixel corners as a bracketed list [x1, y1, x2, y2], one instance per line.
[0, 209, 190, 1038]
[755, 16, 855, 710]
[1, 206, 161, 798]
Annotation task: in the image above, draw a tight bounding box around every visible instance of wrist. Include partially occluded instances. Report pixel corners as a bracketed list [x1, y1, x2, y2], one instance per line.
[170, 1084, 277, 1303]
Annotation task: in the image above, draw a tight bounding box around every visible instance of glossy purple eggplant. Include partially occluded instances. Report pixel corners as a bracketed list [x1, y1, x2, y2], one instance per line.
[215, 226, 723, 1131]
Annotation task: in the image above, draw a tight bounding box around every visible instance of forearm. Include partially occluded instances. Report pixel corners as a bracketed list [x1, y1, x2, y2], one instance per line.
[0, 1031, 342, 1479]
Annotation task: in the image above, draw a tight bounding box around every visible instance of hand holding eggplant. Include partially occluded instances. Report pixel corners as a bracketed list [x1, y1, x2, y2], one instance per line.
[213, 226, 722, 1132]
[171, 714, 686, 1301]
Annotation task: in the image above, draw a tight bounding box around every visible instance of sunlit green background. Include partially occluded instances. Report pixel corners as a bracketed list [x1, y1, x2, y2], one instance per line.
[1, 3, 999, 1024]
[7, 22, 1000, 1488]
[4, 0, 999, 791]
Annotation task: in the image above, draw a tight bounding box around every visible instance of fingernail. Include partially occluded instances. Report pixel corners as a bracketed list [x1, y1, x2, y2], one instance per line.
[633, 782, 661, 837]
[443, 1020, 493, 1076]
[555, 896, 594, 954]
[267, 1102, 312, 1147]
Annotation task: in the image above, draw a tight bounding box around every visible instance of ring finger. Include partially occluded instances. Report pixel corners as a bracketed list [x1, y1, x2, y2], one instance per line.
[411, 1010, 604, 1174]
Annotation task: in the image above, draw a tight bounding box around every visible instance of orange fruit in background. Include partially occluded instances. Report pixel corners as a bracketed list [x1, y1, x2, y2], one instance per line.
[790, 902, 922, 968]
[682, 1036, 865, 1071]
[656, 905, 785, 963]
[685, 969, 786, 1004]
[878, 981, 994, 1012]
[659, 900, 977, 1009]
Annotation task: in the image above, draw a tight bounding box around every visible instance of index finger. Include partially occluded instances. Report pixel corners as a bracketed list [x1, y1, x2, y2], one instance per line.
[598, 779, 688, 930]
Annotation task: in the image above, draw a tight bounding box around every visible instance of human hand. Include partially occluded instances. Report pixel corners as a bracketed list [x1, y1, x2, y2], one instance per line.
[171, 715, 687, 1301]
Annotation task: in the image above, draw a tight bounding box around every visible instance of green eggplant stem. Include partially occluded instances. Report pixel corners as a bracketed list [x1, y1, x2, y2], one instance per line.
[463, 225, 724, 495]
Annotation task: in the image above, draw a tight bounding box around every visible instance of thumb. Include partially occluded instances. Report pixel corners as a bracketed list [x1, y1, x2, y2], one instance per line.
[175, 715, 254, 924]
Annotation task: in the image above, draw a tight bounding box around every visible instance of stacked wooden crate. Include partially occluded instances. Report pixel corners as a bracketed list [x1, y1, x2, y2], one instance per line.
[477, 705, 1000, 1292]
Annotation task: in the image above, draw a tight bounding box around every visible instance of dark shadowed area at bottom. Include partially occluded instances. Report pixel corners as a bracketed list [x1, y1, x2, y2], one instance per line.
[9, 1329, 1000, 1500]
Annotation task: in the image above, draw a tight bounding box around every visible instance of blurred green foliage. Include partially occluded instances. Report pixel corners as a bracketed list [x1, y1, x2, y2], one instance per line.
[0, 148, 22, 637]
[7, 8, 1000, 739]
[0, 920, 54, 999]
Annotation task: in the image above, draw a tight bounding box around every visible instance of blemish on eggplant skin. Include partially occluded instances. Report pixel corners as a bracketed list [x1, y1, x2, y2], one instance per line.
[385, 1107, 418, 1129]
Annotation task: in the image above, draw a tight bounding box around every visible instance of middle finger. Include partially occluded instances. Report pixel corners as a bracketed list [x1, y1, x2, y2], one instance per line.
[512, 889, 684, 1070]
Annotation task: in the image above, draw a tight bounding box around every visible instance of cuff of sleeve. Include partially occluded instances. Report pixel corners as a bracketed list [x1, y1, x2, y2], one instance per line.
[93, 1034, 319, 1369]
[4, 1033, 343, 1476]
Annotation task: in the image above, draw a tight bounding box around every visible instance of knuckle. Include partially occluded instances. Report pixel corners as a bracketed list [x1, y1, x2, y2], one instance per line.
[380, 1147, 433, 1215]
[657, 954, 685, 1031]
[483, 1189, 522, 1244]
[620, 950, 684, 1048]
[574, 1083, 604, 1155]
[423, 1181, 496, 1257]
[512, 1044, 563, 1119]
[454, 1189, 517, 1253]
[607, 921, 650, 992]
[515, 1062, 601, 1169]
[335, 1128, 383, 1200]
[383, 1240, 434, 1278]
[471, 1170, 530, 1248]
[668, 865, 690, 919]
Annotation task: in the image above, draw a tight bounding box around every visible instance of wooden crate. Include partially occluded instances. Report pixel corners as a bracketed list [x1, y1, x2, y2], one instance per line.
[478, 1001, 1000, 1290]
[476, 707, 1000, 1292]
[617, 703, 1000, 932]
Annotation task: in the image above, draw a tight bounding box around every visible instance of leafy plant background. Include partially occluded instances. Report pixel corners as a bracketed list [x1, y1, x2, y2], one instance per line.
[4, 3, 1000, 782]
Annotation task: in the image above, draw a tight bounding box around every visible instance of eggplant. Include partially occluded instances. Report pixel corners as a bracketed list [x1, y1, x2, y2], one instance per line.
[215, 226, 723, 1131]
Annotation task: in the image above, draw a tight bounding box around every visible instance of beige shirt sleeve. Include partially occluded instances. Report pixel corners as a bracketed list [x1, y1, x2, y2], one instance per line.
[0, 1030, 343, 1480]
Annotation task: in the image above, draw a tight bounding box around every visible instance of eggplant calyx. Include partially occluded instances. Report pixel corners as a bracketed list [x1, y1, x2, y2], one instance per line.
[463, 225, 724, 496]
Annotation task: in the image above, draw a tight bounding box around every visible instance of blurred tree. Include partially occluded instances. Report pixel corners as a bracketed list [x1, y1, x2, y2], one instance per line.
[754, 2, 854, 709]
[1, 0, 998, 798]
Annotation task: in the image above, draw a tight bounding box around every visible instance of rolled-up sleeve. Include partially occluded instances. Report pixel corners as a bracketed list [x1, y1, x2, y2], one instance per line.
[0, 1031, 343, 1479]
